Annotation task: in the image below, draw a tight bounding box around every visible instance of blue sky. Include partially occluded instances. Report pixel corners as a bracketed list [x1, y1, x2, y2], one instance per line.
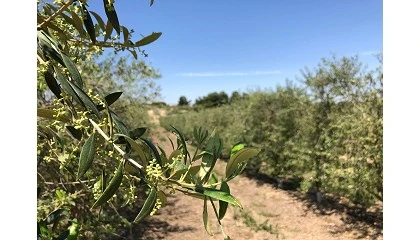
[88, 0, 383, 105]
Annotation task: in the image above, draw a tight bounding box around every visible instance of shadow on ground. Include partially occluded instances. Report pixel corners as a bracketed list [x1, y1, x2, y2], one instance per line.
[106, 194, 196, 240]
[244, 170, 383, 239]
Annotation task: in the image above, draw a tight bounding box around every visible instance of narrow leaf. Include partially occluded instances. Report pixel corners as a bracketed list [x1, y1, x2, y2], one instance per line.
[44, 209, 67, 225]
[122, 26, 129, 43]
[170, 125, 190, 163]
[198, 153, 214, 182]
[77, 133, 96, 179]
[68, 81, 101, 119]
[92, 162, 124, 208]
[189, 186, 243, 209]
[56, 230, 70, 240]
[44, 70, 62, 99]
[60, 53, 83, 88]
[37, 30, 64, 65]
[89, 11, 106, 31]
[82, 5, 96, 43]
[135, 32, 162, 47]
[104, 20, 113, 41]
[54, 66, 83, 106]
[103, 0, 120, 34]
[97, 91, 123, 111]
[37, 108, 70, 123]
[226, 148, 260, 180]
[104, 91, 123, 106]
[129, 127, 146, 140]
[168, 149, 182, 163]
[218, 181, 230, 220]
[140, 137, 162, 166]
[68, 9, 86, 37]
[114, 134, 148, 168]
[203, 198, 213, 236]
[150, 0, 154, 6]
[110, 110, 129, 135]
[65, 126, 83, 141]
[230, 143, 246, 157]
[134, 187, 157, 222]
[129, 50, 137, 60]
[157, 190, 167, 207]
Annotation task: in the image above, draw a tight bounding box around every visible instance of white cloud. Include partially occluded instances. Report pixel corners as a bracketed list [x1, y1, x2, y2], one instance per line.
[176, 70, 282, 77]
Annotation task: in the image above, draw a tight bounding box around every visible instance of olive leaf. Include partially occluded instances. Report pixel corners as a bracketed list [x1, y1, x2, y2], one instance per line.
[133, 187, 157, 223]
[77, 133, 96, 179]
[92, 162, 124, 208]
[218, 181, 230, 220]
[82, 5, 96, 43]
[103, 0, 120, 34]
[135, 32, 162, 47]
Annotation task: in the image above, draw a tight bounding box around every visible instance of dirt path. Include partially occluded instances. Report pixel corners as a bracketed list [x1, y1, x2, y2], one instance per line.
[137, 108, 382, 240]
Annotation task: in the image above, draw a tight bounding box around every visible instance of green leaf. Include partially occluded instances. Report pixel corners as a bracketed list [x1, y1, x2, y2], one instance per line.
[37, 108, 70, 123]
[134, 187, 157, 222]
[167, 136, 175, 150]
[198, 152, 215, 183]
[218, 181, 230, 220]
[225, 148, 260, 180]
[89, 11, 106, 32]
[230, 143, 246, 157]
[203, 198, 213, 236]
[44, 70, 62, 99]
[56, 230, 70, 240]
[129, 127, 147, 140]
[135, 32, 162, 47]
[129, 50, 138, 60]
[209, 172, 218, 188]
[44, 209, 67, 225]
[114, 134, 148, 168]
[104, 20, 113, 41]
[67, 221, 79, 240]
[172, 165, 201, 182]
[168, 149, 182, 163]
[110, 110, 129, 135]
[101, 168, 106, 192]
[60, 53, 83, 89]
[37, 30, 64, 65]
[190, 186, 243, 208]
[103, 0, 120, 34]
[157, 190, 167, 207]
[82, 5, 96, 43]
[77, 133, 96, 179]
[92, 162, 124, 208]
[122, 26, 129, 43]
[65, 126, 83, 140]
[140, 137, 162, 166]
[68, 9, 86, 38]
[97, 91, 123, 111]
[205, 132, 223, 158]
[170, 125, 190, 163]
[193, 126, 209, 146]
[68, 81, 101, 118]
[105, 91, 123, 106]
[53, 67, 83, 106]
[150, 0, 154, 6]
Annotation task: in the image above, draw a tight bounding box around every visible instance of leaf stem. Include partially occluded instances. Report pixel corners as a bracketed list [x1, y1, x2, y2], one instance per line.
[209, 199, 228, 239]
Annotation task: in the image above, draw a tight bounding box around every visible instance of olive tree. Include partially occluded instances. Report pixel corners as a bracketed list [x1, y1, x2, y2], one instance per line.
[37, 1, 259, 239]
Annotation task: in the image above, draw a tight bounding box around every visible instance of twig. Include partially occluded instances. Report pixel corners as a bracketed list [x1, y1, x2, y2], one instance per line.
[43, 179, 97, 185]
[89, 118, 144, 170]
[39, 0, 76, 28]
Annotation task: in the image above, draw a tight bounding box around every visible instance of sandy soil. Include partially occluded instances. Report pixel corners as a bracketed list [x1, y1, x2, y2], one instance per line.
[131, 108, 382, 240]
